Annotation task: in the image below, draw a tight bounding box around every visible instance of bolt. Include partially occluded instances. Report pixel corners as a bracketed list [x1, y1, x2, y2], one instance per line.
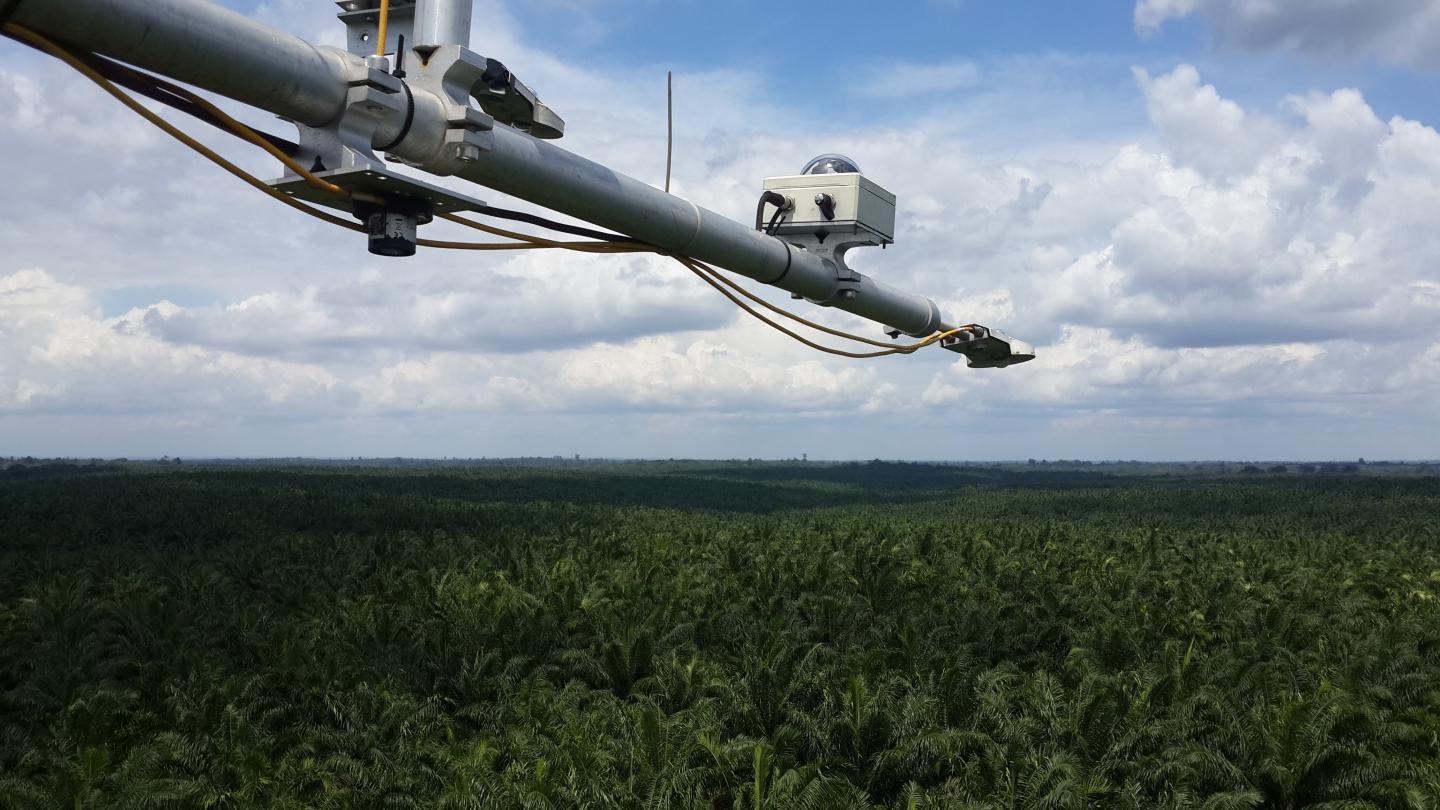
[840, 289, 858, 300]
[453, 142, 481, 162]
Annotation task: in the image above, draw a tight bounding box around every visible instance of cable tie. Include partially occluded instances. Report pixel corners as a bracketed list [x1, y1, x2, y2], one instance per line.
[375, 79, 414, 153]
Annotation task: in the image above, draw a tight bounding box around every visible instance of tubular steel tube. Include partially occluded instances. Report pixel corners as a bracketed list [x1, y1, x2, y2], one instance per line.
[449, 126, 946, 336]
[10, 0, 950, 337]
[413, 0, 471, 48]
[8, 0, 350, 127]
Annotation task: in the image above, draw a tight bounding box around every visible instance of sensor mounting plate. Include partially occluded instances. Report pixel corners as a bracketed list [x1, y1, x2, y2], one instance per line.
[268, 166, 487, 216]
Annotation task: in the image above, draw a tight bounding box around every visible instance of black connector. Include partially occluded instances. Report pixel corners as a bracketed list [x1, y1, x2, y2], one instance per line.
[814, 192, 836, 221]
[755, 190, 788, 233]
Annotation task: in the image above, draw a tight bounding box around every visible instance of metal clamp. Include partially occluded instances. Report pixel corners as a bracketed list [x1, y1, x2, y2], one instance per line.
[401, 43, 495, 172]
[781, 233, 870, 303]
[286, 51, 406, 176]
[269, 49, 491, 256]
[474, 57, 564, 139]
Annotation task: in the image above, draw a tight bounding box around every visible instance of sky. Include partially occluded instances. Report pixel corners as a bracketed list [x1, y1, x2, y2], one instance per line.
[1, 0, 1438, 461]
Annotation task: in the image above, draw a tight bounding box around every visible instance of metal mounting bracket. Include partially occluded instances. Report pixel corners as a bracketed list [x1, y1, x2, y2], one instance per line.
[473, 57, 564, 139]
[268, 166, 486, 215]
[334, 0, 415, 57]
[268, 165, 487, 256]
[782, 233, 875, 305]
[398, 44, 496, 173]
[283, 53, 406, 177]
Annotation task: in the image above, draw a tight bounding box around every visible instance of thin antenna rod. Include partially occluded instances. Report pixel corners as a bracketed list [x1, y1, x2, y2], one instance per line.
[664, 70, 673, 193]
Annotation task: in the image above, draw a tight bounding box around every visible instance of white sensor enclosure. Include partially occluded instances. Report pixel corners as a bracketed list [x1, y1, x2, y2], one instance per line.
[763, 173, 896, 244]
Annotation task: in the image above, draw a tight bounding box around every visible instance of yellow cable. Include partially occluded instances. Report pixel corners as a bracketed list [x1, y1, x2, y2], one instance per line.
[3, 22, 366, 233]
[439, 212, 962, 357]
[691, 258, 974, 349]
[440, 211, 964, 352]
[142, 74, 357, 201]
[436, 211, 964, 354]
[24, 21, 368, 204]
[12, 23, 643, 254]
[11, 22, 378, 206]
[678, 257, 960, 358]
[8, 20, 961, 359]
[436, 212, 653, 253]
[416, 237, 582, 251]
[435, 215, 966, 356]
[375, 0, 390, 57]
[7, 25, 642, 253]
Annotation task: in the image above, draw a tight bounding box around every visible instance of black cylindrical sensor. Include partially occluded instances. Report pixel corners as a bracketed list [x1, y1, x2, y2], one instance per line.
[353, 197, 431, 257]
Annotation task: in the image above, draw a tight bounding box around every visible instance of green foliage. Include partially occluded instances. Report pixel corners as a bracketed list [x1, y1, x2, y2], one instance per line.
[2, 464, 1439, 808]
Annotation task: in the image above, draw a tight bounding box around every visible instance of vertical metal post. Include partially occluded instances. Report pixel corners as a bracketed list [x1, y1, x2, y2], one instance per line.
[413, 0, 470, 48]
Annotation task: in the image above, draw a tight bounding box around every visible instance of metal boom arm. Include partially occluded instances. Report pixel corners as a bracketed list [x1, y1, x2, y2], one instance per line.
[7, 0, 1034, 362]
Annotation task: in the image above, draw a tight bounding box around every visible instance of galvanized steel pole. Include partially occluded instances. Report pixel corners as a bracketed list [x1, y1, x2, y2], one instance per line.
[413, 0, 472, 49]
[7, 0, 949, 337]
[10, 0, 350, 128]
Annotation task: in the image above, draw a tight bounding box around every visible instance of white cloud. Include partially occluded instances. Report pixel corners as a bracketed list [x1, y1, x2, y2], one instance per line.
[0, 268, 898, 422]
[0, 69, 46, 130]
[0, 271, 346, 414]
[133, 250, 734, 358]
[896, 65, 1440, 357]
[859, 62, 981, 97]
[925, 324, 1336, 409]
[1133, 65, 1280, 177]
[1135, 0, 1440, 68]
[1134, 0, 1198, 34]
[346, 335, 890, 415]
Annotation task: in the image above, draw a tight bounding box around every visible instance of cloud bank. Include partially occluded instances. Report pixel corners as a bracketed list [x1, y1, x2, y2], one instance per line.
[1135, 0, 1440, 68]
[1, 3, 1438, 459]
